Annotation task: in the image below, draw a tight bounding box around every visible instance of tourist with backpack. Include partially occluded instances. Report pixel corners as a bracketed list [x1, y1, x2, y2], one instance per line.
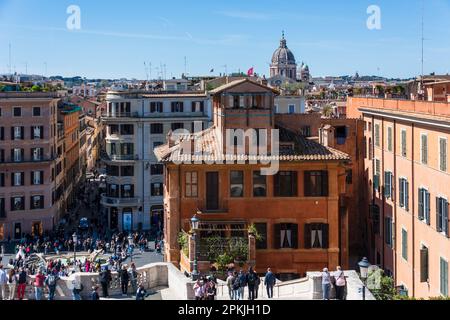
[238, 270, 247, 300]
[246, 267, 257, 300]
[45, 270, 59, 300]
[334, 266, 347, 300]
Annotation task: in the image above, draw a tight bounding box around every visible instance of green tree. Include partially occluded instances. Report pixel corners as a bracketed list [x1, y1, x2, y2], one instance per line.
[322, 104, 334, 118]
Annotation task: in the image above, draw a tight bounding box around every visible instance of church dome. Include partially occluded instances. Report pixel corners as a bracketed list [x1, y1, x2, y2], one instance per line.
[272, 33, 296, 65]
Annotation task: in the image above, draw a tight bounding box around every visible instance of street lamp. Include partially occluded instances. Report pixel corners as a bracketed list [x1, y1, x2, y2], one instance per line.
[128, 234, 134, 262]
[358, 257, 371, 300]
[190, 215, 200, 281]
[72, 233, 78, 263]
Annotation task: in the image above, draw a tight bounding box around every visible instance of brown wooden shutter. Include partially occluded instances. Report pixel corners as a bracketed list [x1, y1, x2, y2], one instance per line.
[322, 171, 329, 197]
[304, 224, 311, 249]
[291, 224, 299, 249]
[274, 224, 281, 249]
[322, 224, 330, 249]
[420, 248, 429, 283]
[304, 172, 311, 197]
[292, 171, 298, 197]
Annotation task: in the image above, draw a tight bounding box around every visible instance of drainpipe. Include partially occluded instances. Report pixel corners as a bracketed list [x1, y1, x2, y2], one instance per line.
[141, 99, 145, 231]
[393, 120, 398, 287]
[411, 123, 416, 297]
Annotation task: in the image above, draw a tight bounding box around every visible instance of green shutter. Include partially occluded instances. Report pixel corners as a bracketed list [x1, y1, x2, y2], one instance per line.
[425, 191, 431, 225]
[402, 229, 408, 261]
[405, 181, 410, 211]
[399, 179, 404, 208]
[441, 258, 448, 296]
[418, 189, 424, 220]
[420, 248, 429, 283]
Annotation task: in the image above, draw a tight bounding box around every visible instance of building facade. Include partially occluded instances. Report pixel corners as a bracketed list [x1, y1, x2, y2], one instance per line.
[101, 91, 211, 233]
[347, 97, 450, 298]
[0, 92, 60, 239]
[156, 79, 354, 278]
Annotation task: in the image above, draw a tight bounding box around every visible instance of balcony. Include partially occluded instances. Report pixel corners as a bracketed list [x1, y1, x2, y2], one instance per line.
[100, 151, 138, 162]
[101, 194, 141, 207]
[101, 111, 206, 119]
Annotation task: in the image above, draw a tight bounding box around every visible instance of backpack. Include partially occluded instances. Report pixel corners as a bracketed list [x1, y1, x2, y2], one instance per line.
[47, 275, 56, 286]
[232, 278, 240, 290]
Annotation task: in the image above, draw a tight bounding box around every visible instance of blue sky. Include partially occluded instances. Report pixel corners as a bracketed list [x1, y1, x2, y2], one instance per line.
[1, 0, 450, 79]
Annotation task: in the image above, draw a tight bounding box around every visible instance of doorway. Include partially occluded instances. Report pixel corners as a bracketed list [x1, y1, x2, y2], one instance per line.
[206, 172, 219, 210]
[14, 223, 21, 240]
[32, 222, 43, 237]
[122, 208, 133, 232]
[110, 207, 118, 230]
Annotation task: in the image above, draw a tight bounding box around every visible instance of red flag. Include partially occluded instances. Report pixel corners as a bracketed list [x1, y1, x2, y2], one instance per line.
[247, 67, 254, 76]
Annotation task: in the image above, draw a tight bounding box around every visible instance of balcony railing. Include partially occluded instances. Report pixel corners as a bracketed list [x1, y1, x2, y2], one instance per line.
[101, 194, 141, 206]
[101, 111, 206, 119]
[1, 156, 56, 164]
[100, 153, 138, 162]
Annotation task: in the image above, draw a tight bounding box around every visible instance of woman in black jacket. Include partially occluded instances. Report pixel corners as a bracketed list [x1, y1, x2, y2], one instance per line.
[120, 265, 129, 296]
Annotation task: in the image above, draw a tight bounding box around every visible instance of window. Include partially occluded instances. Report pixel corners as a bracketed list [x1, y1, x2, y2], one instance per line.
[301, 126, 311, 137]
[368, 138, 373, 160]
[11, 197, 25, 211]
[374, 124, 380, 147]
[192, 101, 204, 113]
[171, 123, 184, 131]
[32, 148, 43, 161]
[387, 127, 393, 152]
[206, 172, 219, 210]
[385, 217, 393, 247]
[31, 171, 44, 185]
[288, 105, 295, 114]
[420, 246, 429, 283]
[436, 197, 449, 237]
[185, 172, 198, 198]
[0, 199, 4, 218]
[32, 126, 43, 139]
[12, 148, 23, 162]
[33, 107, 41, 117]
[121, 185, 134, 198]
[13, 126, 24, 140]
[171, 102, 184, 113]
[12, 172, 24, 187]
[440, 258, 448, 296]
[121, 124, 134, 135]
[0, 127, 3, 141]
[13, 107, 22, 117]
[255, 223, 267, 250]
[401, 130, 407, 157]
[151, 124, 164, 134]
[274, 171, 298, 197]
[384, 171, 393, 199]
[230, 171, 244, 198]
[304, 171, 328, 197]
[107, 184, 119, 198]
[402, 228, 408, 261]
[373, 159, 381, 191]
[399, 178, 409, 211]
[418, 188, 431, 225]
[109, 125, 119, 135]
[440, 138, 448, 172]
[0, 173, 4, 187]
[150, 102, 163, 113]
[421, 134, 428, 165]
[274, 223, 298, 249]
[253, 171, 267, 197]
[153, 141, 163, 149]
[304, 223, 329, 249]
[151, 183, 163, 197]
[371, 205, 380, 235]
[120, 143, 134, 156]
[30, 196, 44, 210]
[121, 166, 134, 177]
[150, 164, 163, 175]
[106, 165, 120, 176]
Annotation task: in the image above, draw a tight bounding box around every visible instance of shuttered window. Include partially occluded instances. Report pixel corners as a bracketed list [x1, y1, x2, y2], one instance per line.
[436, 197, 449, 237]
[274, 223, 298, 249]
[440, 138, 447, 172]
[385, 217, 393, 247]
[374, 124, 380, 147]
[418, 188, 431, 225]
[384, 171, 393, 199]
[401, 229, 408, 261]
[304, 223, 329, 249]
[373, 159, 381, 192]
[421, 134, 428, 165]
[420, 247, 429, 283]
[304, 171, 328, 197]
[440, 258, 448, 297]
[401, 130, 407, 157]
[399, 178, 409, 211]
[387, 127, 393, 152]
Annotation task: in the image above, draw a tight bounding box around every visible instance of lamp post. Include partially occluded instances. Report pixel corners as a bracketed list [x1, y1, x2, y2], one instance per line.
[72, 233, 78, 263]
[358, 257, 371, 300]
[190, 215, 200, 281]
[128, 234, 134, 262]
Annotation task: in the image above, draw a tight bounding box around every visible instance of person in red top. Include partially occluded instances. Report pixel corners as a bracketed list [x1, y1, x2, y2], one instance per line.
[34, 270, 46, 300]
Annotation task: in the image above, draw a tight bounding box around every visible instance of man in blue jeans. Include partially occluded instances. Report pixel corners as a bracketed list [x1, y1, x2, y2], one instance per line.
[322, 268, 331, 300]
[264, 268, 276, 299]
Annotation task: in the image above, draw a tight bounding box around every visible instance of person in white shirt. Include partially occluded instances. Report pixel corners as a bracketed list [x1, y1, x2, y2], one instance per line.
[0, 265, 7, 300]
[7, 269, 18, 300]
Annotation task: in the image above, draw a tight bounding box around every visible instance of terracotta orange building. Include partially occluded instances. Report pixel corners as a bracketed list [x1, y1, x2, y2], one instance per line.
[156, 79, 353, 279]
[348, 96, 450, 298]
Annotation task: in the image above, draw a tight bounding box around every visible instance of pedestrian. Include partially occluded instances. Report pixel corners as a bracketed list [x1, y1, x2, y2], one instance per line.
[226, 272, 235, 300]
[334, 266, 347, 300]
[91, 286, 100, 300]
[246, 267, 257, 300]
[193, 279, 204, 301]
[128, 263, 138, 295]
[322, 268, 332, 300]
[0, 265, 7, 300]
[206, 280, 217, 300]
[264, 268, 276, 299]
[34, 270, 46, 301]
[70, 272, 82, 300]
[120, 265, 129, 296]
[17, 267, 27, 300]
[238, 270, 247, 300]
[45, 270, 59, 301]
[136, 283, 148, 301]
[7, 268, 17, 300]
